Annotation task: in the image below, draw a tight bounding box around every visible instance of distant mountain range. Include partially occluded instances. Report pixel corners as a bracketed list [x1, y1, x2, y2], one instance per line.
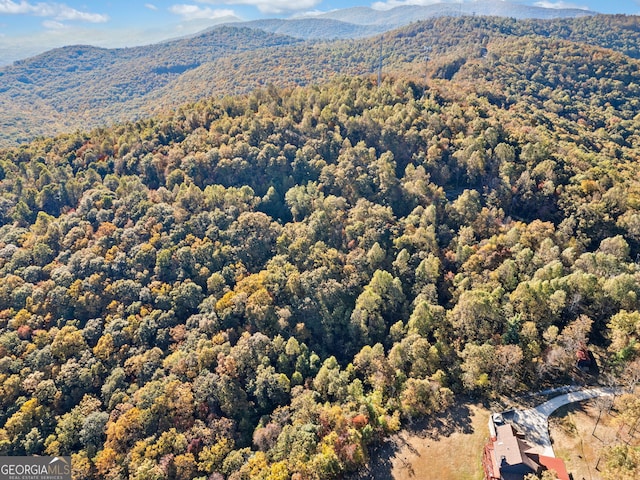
[297, 1, 595, 25]
[2, 1, 632, 148]
[228, 1, 595, 40]
[222, 18, 388, 40]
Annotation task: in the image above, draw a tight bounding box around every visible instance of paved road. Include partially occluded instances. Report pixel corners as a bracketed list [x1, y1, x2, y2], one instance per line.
[510, 387, 620, 457]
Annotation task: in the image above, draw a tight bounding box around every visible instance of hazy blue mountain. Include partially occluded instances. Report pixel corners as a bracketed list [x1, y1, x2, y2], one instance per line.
[218, 1, 595, 41]
[229, 18, 389, 40]
[299, 1, 596, 26]
[0, 27, 302, 145]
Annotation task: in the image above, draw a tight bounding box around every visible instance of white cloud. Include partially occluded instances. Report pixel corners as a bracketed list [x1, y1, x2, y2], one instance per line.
[371, 0, 443, 11]
[145, 3, 158, 10]
[196, 0, 322, 14]
[0, 0, 30, 14]
[42, 19, 65, 29]
[533, 1, 588, 9]
[169, 4, 236, 20]
[52, 5, 109, 22]
[291, 9, 332, 17]
[0, 1, 109, 22]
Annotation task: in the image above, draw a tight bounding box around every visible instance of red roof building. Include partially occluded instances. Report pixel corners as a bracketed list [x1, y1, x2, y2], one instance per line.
[483, 424, 570, 480]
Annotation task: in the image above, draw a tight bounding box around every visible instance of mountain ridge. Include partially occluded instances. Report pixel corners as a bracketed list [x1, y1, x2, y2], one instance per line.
[296, 1, 596, 25]
[1, 13, 637, 148]
[215, 17, 388, 40]
[229, 1, 596, 40]
[0, 29, 639, 478]
[1, 6, 640, 479]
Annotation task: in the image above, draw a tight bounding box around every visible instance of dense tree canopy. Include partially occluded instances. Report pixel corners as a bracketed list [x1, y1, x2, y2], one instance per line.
[1, 16, 640, 478]
[2, 14, 640, 147]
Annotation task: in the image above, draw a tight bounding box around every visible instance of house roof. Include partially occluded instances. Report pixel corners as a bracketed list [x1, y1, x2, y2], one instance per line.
[489, 423, 570, 480]
[489, 424, 570, 480]
[493, 424, 523, 465]
[493, 424, 540, 472]
[538, 455, 570, 480]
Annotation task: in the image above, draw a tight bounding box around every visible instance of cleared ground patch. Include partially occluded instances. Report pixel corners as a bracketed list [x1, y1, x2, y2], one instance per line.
[548, 396, 631, 480]
[358, 402, 490, 480]
[359, 390, 635, 480]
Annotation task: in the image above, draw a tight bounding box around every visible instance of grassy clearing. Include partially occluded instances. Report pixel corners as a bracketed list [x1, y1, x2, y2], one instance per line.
[548, 398, 621, 480]
[359, 401, 490, 480]
[361, 393, 633, 480]
[390, 403, 489, 480]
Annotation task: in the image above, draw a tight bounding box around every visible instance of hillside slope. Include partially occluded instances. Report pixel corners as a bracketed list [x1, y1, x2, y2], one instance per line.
[0, 27, 301, 146]
[1, 14, 638, 147]
[0, 24, 640, 477]
[227, 18, 389, 40]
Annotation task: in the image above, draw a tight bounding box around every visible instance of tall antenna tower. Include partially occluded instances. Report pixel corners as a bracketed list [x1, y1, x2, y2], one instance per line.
[424, 46, 432, 91]
[377, 34, 383, 87]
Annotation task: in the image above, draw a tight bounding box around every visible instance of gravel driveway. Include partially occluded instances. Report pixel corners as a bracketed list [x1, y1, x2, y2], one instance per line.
[509, 387, 619, 456]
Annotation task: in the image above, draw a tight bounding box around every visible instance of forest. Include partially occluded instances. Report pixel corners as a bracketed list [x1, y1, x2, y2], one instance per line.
[1, 14, 640, 480]
[1, 14, 639, 147]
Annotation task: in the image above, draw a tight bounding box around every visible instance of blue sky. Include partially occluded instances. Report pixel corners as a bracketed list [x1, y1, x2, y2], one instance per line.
[1, 1, 639, 63]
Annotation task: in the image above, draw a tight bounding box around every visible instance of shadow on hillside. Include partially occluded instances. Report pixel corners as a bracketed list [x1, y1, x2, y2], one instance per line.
[405, 400, 476, 439]
[350, 398, 479, 480]
[351, 440, 395, 480]
[551, 401, 590, 420]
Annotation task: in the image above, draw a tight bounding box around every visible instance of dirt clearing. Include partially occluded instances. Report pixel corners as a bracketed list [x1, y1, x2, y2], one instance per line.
[358, 402, 490, 480]
[548, 397, 630, 480]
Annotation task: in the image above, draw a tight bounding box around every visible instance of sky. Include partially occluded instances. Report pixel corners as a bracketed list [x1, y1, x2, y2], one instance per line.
[1, 0, 639, 64]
